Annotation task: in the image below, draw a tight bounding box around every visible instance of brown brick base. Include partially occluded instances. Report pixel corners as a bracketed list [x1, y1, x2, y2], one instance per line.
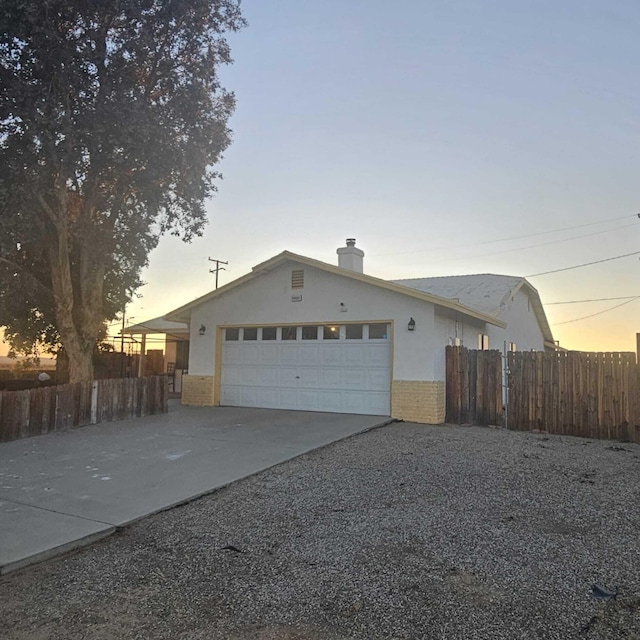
[181, 375, 215, 406]
[391, 380, 445, 424]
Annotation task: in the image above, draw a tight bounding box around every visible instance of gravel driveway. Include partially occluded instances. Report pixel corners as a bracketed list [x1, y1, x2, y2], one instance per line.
[1, 422, 639, 639]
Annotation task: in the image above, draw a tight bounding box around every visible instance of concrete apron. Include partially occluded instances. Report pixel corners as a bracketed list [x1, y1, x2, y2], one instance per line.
[0, 402, 391, 575]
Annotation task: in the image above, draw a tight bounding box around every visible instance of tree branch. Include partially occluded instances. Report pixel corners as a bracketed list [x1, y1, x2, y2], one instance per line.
[0, 256, 54, 299]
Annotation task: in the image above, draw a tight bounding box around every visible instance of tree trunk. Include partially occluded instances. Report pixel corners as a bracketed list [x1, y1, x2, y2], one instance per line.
[46, 190, 103, 384]
[65, 339, 95, 383]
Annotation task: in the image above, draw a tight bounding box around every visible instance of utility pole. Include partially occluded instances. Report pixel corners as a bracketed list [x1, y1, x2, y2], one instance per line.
[208, 257, 228, 289]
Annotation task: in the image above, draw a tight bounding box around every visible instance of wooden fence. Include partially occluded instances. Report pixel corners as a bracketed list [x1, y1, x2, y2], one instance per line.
[445, 346, 640, 443]
[445, 346, 502, 426]
[507, 350, 640, 442]
[0, 375, 168, 443]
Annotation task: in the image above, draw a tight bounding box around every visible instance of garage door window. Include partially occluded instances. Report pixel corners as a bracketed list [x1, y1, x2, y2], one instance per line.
[281, 326, 297, 340]
[346, 324, 363, 340]
[261, 327, 277, 340]
[368, 324, 388, 339]
[323, 325, 340, 339]
[225, 327, 239, 341]
[243, 327, 258, 341]
[302, 326, 319, 340]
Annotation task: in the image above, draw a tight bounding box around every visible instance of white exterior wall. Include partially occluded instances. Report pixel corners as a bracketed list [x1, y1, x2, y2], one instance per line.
[432, 308, 487, 379]
[187, 262, 440, 380]
[432, 287, 545, 379]
[490, 288, 545, 352]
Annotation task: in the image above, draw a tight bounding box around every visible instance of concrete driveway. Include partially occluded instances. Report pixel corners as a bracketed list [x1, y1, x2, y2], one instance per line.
[0, 401, 389, 574]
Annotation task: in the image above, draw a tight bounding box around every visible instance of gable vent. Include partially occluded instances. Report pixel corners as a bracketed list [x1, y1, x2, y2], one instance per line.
[291, 269, 304, 289]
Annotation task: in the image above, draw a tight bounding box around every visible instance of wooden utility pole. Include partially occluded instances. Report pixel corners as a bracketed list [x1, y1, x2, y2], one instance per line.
[208, 257, 228, 289]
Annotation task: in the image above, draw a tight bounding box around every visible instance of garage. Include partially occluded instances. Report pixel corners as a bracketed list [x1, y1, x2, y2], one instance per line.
[220, 323, 391, 415]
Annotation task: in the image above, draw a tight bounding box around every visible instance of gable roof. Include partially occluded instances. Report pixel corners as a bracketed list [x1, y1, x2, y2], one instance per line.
[165, 251, 506, 328]
[393, 273, 554, 345]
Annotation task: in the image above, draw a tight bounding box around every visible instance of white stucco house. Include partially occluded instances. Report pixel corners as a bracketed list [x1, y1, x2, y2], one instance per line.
[158, 240, 554, 424]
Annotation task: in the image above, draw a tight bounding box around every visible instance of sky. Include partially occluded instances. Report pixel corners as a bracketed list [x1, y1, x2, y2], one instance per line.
[5, 0, 640, 355]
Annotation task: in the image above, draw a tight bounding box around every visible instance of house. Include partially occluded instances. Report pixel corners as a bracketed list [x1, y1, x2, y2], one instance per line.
[157, 239, 554, 424]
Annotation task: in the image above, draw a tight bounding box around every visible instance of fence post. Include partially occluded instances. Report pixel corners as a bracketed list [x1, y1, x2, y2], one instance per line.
[91, 380, 99, 424]
[502, 341, 509, 430]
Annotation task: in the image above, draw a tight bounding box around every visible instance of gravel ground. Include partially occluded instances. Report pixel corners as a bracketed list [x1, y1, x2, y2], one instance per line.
[1, 422, 639, 640]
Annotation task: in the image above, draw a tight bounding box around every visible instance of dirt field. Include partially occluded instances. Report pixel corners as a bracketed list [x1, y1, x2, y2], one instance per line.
[1, 423, 639, 639]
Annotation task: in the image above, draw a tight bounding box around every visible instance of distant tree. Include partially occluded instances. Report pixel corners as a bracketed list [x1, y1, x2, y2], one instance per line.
[0, 0, 244, 382]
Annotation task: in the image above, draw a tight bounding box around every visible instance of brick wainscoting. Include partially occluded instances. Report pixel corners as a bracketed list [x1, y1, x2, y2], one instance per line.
[391, 380, 445, 424]
[181, 375, 215, 406]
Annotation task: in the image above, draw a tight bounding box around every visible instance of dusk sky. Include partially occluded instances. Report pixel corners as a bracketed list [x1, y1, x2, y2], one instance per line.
[6, 0, 640, 355]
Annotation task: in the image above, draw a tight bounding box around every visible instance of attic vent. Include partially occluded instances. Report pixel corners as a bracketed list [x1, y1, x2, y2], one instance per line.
[291, 269, 304, 289]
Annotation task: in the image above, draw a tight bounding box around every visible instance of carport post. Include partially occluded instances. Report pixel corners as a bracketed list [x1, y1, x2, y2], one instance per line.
[137, 334, 146, 377]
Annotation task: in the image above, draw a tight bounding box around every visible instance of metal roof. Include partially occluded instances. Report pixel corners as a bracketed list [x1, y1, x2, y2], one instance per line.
[392, 274, 524, 316]
[393, 273, 555, 344]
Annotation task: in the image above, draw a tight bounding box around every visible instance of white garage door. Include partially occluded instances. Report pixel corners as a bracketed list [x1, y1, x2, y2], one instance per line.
[220, 323, 391, 415]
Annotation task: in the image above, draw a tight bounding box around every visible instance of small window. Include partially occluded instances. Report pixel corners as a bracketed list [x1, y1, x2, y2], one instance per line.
[302, 326, 318, 340]
[262, 327, 277, 340]
[225, 327, 239, 341]
[243, 327, 258, 341]
[323, 325, 340, 340]
[368, 324, 388, 339]
[291, 269, 304, 289]
[281, 326, 297, 340]
[478, 334, 489, 350]
[346, 324, 363, 340]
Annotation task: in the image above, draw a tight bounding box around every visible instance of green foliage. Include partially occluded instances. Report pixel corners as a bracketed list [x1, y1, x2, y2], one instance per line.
[0, 0, 244, 366]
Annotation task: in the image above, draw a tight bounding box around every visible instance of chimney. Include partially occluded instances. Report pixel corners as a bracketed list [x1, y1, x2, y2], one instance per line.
[337, 238, 364, 273]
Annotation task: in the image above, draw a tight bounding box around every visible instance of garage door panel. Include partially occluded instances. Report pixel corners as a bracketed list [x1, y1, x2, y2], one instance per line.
[368, 369, 391, 389]
[278, 367, 299, 385]
[366, 344, 393, 366]
[300, 346, 321, 365]
[221, 344, 241, 365]
[220, 386, 242, 406]
[320, 346, 343, 366]
[298, 390, 319, 411]
[260, 347, 280, 365]
[319, 368, 343, 389]
[299, 368, 320, 386]
[278, 346, 299, 364]
[317, 390, 343, 413]
[278, 389, 299, 410]
[344, 347, 365, 365]
[342, 369, 367, 388]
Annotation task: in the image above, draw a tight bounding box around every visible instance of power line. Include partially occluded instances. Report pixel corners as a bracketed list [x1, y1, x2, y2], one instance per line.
[372, 213, 638, 257]
[546, 295, 640, 305]
[526, 250, 640, 278]
[403, 221, 638, 265]
[552, 296, 640, 325]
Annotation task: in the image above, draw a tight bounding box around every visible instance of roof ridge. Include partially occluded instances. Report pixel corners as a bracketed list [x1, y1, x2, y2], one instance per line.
[392, 273, 523, 281]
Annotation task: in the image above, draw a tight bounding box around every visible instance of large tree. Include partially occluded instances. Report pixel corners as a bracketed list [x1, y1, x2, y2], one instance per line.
[0, 0, 244, 381]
